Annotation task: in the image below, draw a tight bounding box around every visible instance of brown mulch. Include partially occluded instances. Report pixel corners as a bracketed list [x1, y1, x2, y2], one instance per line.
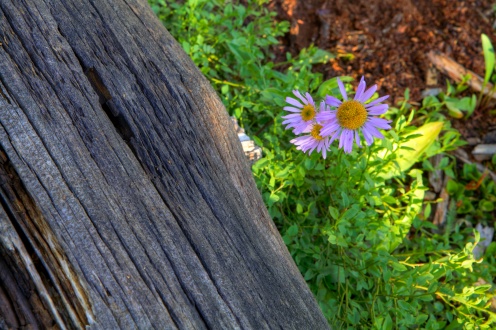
[271, 0, 496, 140]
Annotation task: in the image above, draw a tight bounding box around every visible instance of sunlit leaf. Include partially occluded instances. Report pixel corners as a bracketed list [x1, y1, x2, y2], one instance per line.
[482, 33, 495, 85]
[316, 76, 353, 98]
[378, 122, 444, 180]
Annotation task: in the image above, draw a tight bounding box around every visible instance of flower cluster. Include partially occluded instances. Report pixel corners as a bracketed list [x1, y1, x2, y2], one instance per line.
[282, 77, 391, 158]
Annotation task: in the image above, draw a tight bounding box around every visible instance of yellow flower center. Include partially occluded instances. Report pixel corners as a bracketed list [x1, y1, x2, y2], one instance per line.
[337, 100, 367, 130]
[310, 124, 324, 141]
[301, 104, 316, 121]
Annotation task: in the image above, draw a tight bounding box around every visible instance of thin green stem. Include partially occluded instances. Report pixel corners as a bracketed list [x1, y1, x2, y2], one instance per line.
[359, 146, 373, 183]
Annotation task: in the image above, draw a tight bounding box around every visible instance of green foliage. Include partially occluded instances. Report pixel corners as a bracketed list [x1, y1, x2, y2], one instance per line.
[436, 34, 496, 116]
[434, 77, 477, 119]
[256, 90, 495, 328]
[150, 0, 333, 133]
[150, 1, 496, 328]
[445, 163, 496, 224]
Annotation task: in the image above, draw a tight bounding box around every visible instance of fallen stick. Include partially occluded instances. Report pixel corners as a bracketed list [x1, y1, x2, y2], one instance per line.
[427, 50, 496, 99]
[432, 176, 450, 227]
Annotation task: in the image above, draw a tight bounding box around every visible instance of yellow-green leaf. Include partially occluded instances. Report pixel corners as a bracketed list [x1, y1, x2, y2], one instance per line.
[482, 33, 495, 85]
[379, 122, 444, 180]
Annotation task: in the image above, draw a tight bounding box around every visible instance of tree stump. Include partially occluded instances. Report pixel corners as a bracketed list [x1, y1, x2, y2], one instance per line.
[0, 0, 329, 329]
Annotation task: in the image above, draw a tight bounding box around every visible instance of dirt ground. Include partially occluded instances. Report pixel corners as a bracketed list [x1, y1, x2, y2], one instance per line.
[271, 0, 496, 141]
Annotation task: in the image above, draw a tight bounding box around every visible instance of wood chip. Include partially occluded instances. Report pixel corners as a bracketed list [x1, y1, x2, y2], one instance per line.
[423, 191, 437, 201]
[433, 176, 450, 227]
[428, 154, 444, 193]
[466, 137, 481, 146]
[472, 144, 496, 161]
[425, 64, 438, 86]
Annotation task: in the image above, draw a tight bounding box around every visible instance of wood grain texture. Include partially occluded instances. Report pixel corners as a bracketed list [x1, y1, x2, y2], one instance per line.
[0, 0, 329, 329]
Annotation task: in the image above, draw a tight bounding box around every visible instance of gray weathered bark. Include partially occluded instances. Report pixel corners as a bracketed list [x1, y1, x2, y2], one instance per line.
[0, 0, 329, 329]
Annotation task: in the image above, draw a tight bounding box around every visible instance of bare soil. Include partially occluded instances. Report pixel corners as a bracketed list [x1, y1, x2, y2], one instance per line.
[271, 0, 496, 141]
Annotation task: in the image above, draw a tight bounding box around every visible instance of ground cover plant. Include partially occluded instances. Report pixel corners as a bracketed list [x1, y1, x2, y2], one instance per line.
[150, 0, 496, 328]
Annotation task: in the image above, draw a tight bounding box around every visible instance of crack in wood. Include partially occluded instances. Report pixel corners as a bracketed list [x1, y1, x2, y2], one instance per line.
[0, 255, 41, 329]
[0, 149, 90, 329]
[84, 67, 112, 105]
[102, 100, 135, 146]
[83, 66, 136, 149]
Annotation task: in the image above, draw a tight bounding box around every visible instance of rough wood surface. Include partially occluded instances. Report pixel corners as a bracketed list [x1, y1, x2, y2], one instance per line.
[0, 0, 329, 329]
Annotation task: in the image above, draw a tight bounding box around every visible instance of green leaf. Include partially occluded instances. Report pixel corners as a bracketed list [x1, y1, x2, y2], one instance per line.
[416, 314, 429, 324]
[485, 242, 496, 257]
[286, 224, 299, 236]
[341, 204, 360, 221]
[316, 77, 339, 98]
[330, 265, 345, 283]
[461, 259, 474, 270]
[446, 180, 460, 195]
[268, 193, 279, 204]
[224, 3, 233, 16]
[466, 94, 477, 117]
[262, 87, 286, 106]
[480, 200, 494, 212]
[397, 300, 411, 311]
[382, 195, 397, 204]
[374, 317, 384, 329]
[304, 158, 315, 170]
[416, 273, 434, 285]
[427, 281, 439, 293]
[327, 234, 337, 244]
[341, 191, 350, 208]
[383, 314, 393, 330]
[275, 167, 290, 178]
[418, 294, 434, 301]
[328, 206, 339, 220]
[473, 284, 491, 294]
[444, 96, 476, 119]
[407, 109, 415, 124]
[424, 203, 432, 219]
[482, 33, 495, 85]
[389, 130, 400, 142]
[315, 76, 353, 98]
[304, 269, 315, 280]
[390, 262, 407, 272]
[336, 236, 348, 248]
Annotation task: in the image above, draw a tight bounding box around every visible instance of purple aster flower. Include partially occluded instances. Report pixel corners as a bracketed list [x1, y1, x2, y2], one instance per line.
[282, 90, 317, 135]
[290, 102, 332, 159]
[316, 76, 392, 153]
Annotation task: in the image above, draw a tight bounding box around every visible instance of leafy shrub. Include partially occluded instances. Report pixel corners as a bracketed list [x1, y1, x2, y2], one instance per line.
[150, 1, 496, 328]
[150, 0, 332, 134]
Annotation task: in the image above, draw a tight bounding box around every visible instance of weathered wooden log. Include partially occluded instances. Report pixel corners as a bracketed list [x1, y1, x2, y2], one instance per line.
[427, 50, 496, 99]
[0, 0, 329, 329]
